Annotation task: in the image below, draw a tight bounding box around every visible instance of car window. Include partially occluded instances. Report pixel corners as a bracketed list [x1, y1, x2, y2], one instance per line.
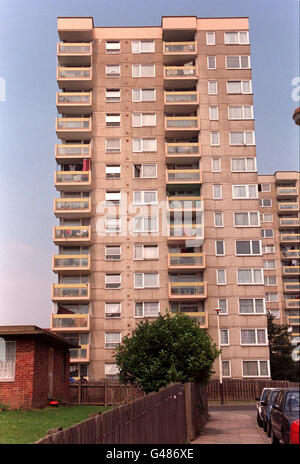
[270, 391, 279, 404]
[262, 389, 270, 401]
[284, 391, 300, 412]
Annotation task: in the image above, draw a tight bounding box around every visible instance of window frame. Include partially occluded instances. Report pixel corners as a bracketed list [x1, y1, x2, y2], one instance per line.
[105, 302, 122, 319]
[207, 56, 217, 69]
[234, 211, 260, 227]
[240, 329, 268, 346]
[105, 273, 121, 289]
[237, 268, 264, 285]
[232, 184, 258, 199]
[132, 113, 156, 127]
[132, 40, 155, 54]
[228, 105, 254, 120]
[217, 268, 227, 285]
[208, 80, 218, 95]
[226, 80, 252, 94]
[132, 88, 156, 102]
[225, 55, 251, 69]
[235, 240, 261, 256]
[0, 340, 16, 382]
[231, 157, 257, 172]
[134, 272, 159, 289]
[220, 328, 230, 346]
[224, 31, 249, 45]
[134, 244, 159, 260]
[238, 298, 266, 315]
[206, 31, 216, 45]
[133, 164, 157, 179]
[134, 301, 160, 318]
[242, 360, 270, 378]
[215, 240, 225, 256]
[229, 131, 256, 146]
[105, 64, 121, 78]
[132, 64, 156, 78]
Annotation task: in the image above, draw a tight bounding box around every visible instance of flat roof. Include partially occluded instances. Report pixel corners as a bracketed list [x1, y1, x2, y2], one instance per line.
[0, 325, 79, 349]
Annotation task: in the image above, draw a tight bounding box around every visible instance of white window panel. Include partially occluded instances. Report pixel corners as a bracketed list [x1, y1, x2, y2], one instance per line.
[135, 302, 160, 317]
[106, 41, 120, 53]
[242, 360, 270, 377]
[0, 341, 16, 381]
[213, 184, 222, 199]
[206, 32, 216, 45]
[105, 246, 121, 260]
[134, 216, 158, 233]
[105, 138, 121, 153]
[217, 269, 226, 285]
[134, 273, 159, 288]
[222, 361, 231, 377]
[226, 55, 250, 69]
[212, 158, 221, 172]
[260, 183, 271, 192]
[262, 245, 275, 254]
[210, 131, 220, 146]
[229, 131, 255, 145]
[261, 229, 274, 238]
[261, 213, 273, 222]
[207, 56, 216, 69]
[265, 293, 278, 302]
[132, 64, 155, 77]
[231, 158, 256, 172]
[106, 65, 120, 78]
[134, 244, 158, 260]
[132, 40, 155, 53]
[232, 184, 258, 199]
[216, 241, 225, 256]
[106, 114, 120, 127]
[227, 80, 252, 94]
[218, 298, 228, 315]
[106, 89, 120, 102]
[132, 113, 156, 127]
[133, 190, 157, 205]
[235, 240, 261, 255]
[105, 274, 121, 289]
[214, 212, 223, 227]
[228, 106, 253, 120]
[132, 89, 156, 102]
[105, 363, 119, 377]
[134, 164, 157, 178]
[220, 329, 229, 346]
[225, 31, 249, 44]
[208, 80, 218, 94]
[264, 276, 277, 286]
[209, 106, 219, 120]
[105, 332, 121, 349]
[260, 199, 272, 207]
[239, 298, 265, 315]
[105, 217, 121, 233]
[106, 165, 121, 179]
[133, 138, 157, 152]
[237, 269, 264, 285]
[241, 329, 267, 345]
[105, 191, 121, 204]
[105, 303, 121, 318]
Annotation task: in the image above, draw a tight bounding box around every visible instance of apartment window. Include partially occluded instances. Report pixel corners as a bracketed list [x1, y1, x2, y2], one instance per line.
[207, 56, 216, 69]
[106, 64, 120, 78]
[242, 360, 270, 377]
[208, 80, 218, 94]
[105, 274, 121, 289]
[236, 240, 261, 255]
[217, 269, 226, 285]
[134, 216, 158, 233]
[105, 363, 119, 378]
[132, 113, 156, 127]
[210, 131, 220, 146]
[132, 64, 155, 77]
[229, 131, 255, 145]
[105, 138, 121, 153]
[237, 269, 263, 285]
[105, 217, 121, 233]
[134, 273, 159, 289]
[213, 184, 222, 199]
[209, 106, 219, 120]
[134, 244, 158, 260]
[268, 309, 280, 319]
[105, 332, 121, 349]
[218, 298, 228, 315]
[225, 31, 249, 44]
[106, 89, 120, 102]
[133, 138, 157, 152]
[265, 276, 277, 286]
[105, 303, 121, 318]
[106, 165, 121, 179]
[0, 341, 16, 381]
[241, 329, 267, 346]
[260, 199, 272, 207]
[134, 164, 157, 178]
[132, 89, 156, 102]
[228, 106, 253, 120]
[226, 55, 250, 69]
[261, 229, 274, 238]
[135, 302, 160, 318]
[264, 260, 276, 270]
[259, 183, 271, 192]
[234, 211, 259, 227]
[133, 190, 157, 205]
[227, 80, 252, 94]
[105, 246, 121, 261]
[216, 241, 225, 256]
[132, 40, 155, 53]
[214, 212, 223, 227]
[105, 41, 120, 54]
[220, 329, 229, 346]
[232, 184, 258, 199]
[106, 114, 120, 127]
[212, 158, 221, 172]
[105, 191, 121, 205]
[222, 361, 231, 377]
[239, 298, 265, 315]
[231, 158, 256, 172]
[265, 293, 278, 302]
[206, 31, 216, 45]
[262, 245, 275, 254]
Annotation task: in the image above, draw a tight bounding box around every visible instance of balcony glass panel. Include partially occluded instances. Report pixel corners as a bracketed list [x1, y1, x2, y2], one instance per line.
[167, 143, 199, 154]
[165, 92, 197, 103]
[169, 226, 203, 238]
[55, 199, 90, 210]
[279, 203, 299, 210]
[59, 43, 91, 54]
[168, 197, 202, 209]
[280, 218, 300, 226]
[286, 299, 300, 308]
[53, 285, 88, 298]
[283, 266, 300, 274]
[57, 119, 90, 129]
[281, 234, 300, 242]
[167, 170, 200, 182]
[165, 66, 196, 77]
[54, 227, 90, 239]
[54, 255, 89, 268]
[166, 117, 198, 128]
[52, 315, 89, 329]
[169, 253, 204, 266]
[56, 145, 90, 156]
[70, 347, 88, 360]
[282, 249, 300, 258]
[58, 68, 91, 79]
[164, 42, 196, 53]
[58, 93, 90, 104]
[170, 282, 205, 295]
[284, 283, 300, 291]
[56, 172, 90, 183]
[277, 187, 297, 195]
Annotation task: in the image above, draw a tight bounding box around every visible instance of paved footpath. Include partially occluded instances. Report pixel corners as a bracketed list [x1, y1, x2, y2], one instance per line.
[192, 404, 270, 445]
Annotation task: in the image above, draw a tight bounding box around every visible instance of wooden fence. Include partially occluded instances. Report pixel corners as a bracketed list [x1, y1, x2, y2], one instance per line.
[35, 382, 208, 445]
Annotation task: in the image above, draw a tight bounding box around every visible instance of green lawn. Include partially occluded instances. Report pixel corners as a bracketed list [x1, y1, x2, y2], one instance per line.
[0, 405, 110, 444]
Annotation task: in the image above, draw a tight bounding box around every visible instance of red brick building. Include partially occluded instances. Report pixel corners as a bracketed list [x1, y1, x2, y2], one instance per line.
[0, 325, 78, 409]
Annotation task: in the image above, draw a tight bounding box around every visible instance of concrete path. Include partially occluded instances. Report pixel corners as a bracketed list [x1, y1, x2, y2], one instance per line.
[192, 404, 270, 445]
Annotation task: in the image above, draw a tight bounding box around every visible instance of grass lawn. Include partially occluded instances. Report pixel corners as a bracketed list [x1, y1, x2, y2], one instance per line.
[0, 405, 111, 444]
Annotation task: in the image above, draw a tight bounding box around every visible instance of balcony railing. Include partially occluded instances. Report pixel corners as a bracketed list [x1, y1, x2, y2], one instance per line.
[51, 313, 90, 331]
[166, 142, 200, 156]
[56, 117, 92, 139]
[52, 254, 90, 273]
[56, 92, 92, 114]
[55, 171, 91, 191]
[55, 144, 91, 162]
[286, 299, 300, 309]
[170, 311, 207, 328]
[164, 66, 197, 78]
[53, 226, 91, 245]
[70, 345, 90, 362]
[281, 249, 300, 258]
[287, 316, 300, 325]
[54, 198, 91, 217]
[163, 42, 197, 54]
[165, 91, 198, 105]
[57, 42, 92, 65]
[280, 234, 300, 242]
[279, 217, 300, 227]
[168, 225, 203, 239]
[284, 282, 300, 292]
[52, 283, 90, 301]
[278, 202, 299, 211]
[57, 67, 92, 89]
[282, 266, 300, 275]
[168, 253, 205, 268]
[167, 169, 201, 183]
[165, 116, 199, 131]
[168, 196, 203, 210]
[277, 187, 298, 196]
[169, 281, 207, 298]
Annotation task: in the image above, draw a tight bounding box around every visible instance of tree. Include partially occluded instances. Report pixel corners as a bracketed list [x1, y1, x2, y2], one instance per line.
[267, 312, 300, 381]
[115, 313, 220, 393]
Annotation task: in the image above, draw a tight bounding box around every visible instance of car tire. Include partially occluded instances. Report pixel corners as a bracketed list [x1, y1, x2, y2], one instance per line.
[271, 428, 280, 445]
[257, 412, 263, 427]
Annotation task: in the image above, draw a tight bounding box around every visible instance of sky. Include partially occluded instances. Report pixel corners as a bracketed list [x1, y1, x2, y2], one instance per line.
[0, 0, 299, 328]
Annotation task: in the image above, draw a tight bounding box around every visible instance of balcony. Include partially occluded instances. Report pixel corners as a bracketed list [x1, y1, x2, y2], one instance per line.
[169, 281, 207, 300]
[168, 225, 203, 241]
[276, 187, 298, 197]
[168, 196, 203, 210]
[58, 17, 93, 42]
[279, 217, 300, 228]
[70, 344, 90, 363]
[51, 313, 90, 332]
[164, 91, 198, 112]
[52, 254, 90, 274]
[166, 169, 202, 185]
[164, 66, 198, 89]
[280, 233, 300, 243]
[281, 249, 300, 258]
[56, 92, 92, 115]
[55, 171, 91, 192]
[287, 315, 300, 326]
[163, 42, 197, 64]
[170, 310, 208, 328]
[282, 266, 300, 275]
[165, 116, 199, 136]
[56, 117, 92, 140]
[165, 142, 200, 162]
[57, 67, 92, 90]
[52, 283, 90, 302]
[284, 282, 300, 293]
[55, 144, 91, 163]
[57, 42, 92, 66]
[54, 197, 91, 218]
[278, 202, 299, 211]
[53, 226, 91, 246]
[168, 253, 205, 269]
[286, 299, 300, 309]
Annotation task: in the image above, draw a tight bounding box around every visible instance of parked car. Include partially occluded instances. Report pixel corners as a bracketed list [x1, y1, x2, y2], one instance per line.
[261, 388, 281, 436]
[256, 388, 276, 427]
[270, 388, 300, 444]
[290, 419, 299, 444]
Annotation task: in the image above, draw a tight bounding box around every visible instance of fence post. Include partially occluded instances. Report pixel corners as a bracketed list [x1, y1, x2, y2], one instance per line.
[184, 383, 193, 442]
[104, 379, 108, 406]
[78, 384, 82, 405]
